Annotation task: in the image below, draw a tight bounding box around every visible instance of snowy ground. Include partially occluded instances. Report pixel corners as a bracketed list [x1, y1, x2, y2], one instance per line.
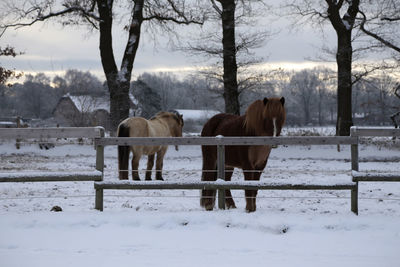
[0, 133, 399, 267]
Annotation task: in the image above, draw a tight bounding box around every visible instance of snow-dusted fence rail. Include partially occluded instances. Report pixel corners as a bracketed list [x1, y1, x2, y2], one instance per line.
[350, 127, 400, 184]
[0, 127, 105, 184]
[94, 135, 359, 214]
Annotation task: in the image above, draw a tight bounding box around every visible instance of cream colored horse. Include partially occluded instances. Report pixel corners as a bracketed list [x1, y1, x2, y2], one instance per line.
[117, 111, 184, 181]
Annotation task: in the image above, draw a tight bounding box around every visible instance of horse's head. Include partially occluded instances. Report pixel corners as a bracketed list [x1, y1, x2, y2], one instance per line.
[165, 111, 184, 137]
[245, 97, 286, 136]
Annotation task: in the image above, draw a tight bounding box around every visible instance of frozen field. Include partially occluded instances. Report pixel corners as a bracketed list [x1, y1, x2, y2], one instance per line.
[0, 135, 399, 267]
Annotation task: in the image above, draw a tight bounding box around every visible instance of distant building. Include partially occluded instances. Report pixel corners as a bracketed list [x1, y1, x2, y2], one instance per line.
[53, 93, 138, 130]
[174, 109, 219, 133]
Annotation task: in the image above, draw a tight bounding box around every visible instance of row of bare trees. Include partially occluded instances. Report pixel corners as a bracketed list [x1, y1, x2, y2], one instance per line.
[0, 70, 106, 120]
[1, 0, 399, 135]
[284, 0, 399, 135]
[1, 68, 398, 128]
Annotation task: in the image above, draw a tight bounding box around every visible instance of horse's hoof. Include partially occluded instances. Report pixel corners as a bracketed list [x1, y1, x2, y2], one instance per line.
[133, 177, 141, 181]
[205, 205, 214, 211]
[226, 203, 237, 209]
[246, 206, 256, 213]
[145, 178, 152, 181]
[156, 176, 164, 181]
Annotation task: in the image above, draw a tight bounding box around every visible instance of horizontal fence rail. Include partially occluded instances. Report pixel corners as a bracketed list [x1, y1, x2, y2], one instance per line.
[0, 171, 103, 183]
[352, 171, 400, 182]
[95, 136, 358, 147]
[350, 127, 400, 137]
[0, 127, 105, 139]
[94, 181, 356, 191]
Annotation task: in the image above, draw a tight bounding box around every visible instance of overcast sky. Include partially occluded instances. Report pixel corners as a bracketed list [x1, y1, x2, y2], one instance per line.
[1, 4, 338, 81]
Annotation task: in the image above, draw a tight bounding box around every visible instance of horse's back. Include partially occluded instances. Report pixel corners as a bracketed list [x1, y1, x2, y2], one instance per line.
[201, 113, 243, 137]
[119, 117, 170, 155]
[119, 117, 150, 137]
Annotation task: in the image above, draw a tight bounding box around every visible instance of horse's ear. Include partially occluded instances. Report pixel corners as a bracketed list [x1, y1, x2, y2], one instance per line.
[280, 97, 285, 106]
[263, 98, 268, 105]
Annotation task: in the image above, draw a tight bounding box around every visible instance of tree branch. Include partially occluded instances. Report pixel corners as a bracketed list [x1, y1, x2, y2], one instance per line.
[0, 4, 101, 37]
[210, 0, 222, 16]
[143, 15, 202, 25]
[143, 0, 204, 25]
[394, 83, 400, 99]
[359, 10, 400, 53]
[381, 16, 400, 22]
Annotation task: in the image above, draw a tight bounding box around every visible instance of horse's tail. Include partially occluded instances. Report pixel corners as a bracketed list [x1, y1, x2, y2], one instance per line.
[117, 123, 130, 180]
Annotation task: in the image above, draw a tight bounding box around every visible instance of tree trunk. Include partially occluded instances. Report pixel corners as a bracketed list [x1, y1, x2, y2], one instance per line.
[336, 31, 353, 136]
[97, 0, 143, 133]
[108, 78, 131, 132]
[219, 0, 240, 115]
[326, 0, 359, 136]
[318, 90, 323, 126]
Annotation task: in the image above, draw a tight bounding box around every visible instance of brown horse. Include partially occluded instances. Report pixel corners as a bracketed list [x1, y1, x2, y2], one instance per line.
[117, 111, 184, 181]
[200, 97, 286, 212]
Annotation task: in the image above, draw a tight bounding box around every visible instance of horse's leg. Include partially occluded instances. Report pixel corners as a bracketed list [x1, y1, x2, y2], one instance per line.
[224, 167, 236, 209]
[243, 164, 265, 212]
[243, 165, 258, 212]
[145, 154, 155, 181]
[131, 152, 141, 181]
[200, 145, 217, 211]
[118, 146, 130, 180]
[155, 147, 167, 181]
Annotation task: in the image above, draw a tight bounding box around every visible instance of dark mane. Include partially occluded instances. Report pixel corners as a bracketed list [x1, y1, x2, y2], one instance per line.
[150, 111, 184, 128]
[244, 98, 286, 135]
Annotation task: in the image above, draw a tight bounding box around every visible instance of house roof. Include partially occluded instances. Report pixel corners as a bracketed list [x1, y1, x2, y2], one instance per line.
[63, 93, 138, 113]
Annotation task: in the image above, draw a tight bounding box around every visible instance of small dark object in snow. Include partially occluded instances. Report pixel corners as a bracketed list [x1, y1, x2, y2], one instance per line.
[39, 143, 55, 150]
[51, 206, 62, 212]
[280, 226, 289, 234]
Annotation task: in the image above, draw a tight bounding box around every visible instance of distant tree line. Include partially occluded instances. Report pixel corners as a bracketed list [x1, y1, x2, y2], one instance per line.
[0, 69, 106, 120]
[1, 68, 398, 127]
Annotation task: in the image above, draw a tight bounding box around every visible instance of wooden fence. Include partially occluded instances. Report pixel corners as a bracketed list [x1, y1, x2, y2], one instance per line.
[93, 135, 360, 213]
[0, 127, 105, 183]
[1, 126, 399, 214]
[350, 127, 400, 183]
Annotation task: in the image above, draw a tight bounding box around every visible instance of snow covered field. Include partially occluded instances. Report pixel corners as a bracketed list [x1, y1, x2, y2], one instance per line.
[0, 134, 399, 267]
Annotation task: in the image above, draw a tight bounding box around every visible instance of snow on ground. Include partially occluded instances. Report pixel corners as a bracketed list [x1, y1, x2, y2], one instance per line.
[0, 134, 399, 267]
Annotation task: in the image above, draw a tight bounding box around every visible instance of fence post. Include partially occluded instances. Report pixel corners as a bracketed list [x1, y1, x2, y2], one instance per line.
[350, 127, 359, 215]
[95, 128, 105, 211]
[217, 144, 225, 210]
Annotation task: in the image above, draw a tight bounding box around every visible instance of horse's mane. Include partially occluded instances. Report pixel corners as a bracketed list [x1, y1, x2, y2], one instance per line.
[151, 111, 171, 120]
[151, 111, 183, 125]
[244, 100, 265, 134]
[244, 98, 285, 134]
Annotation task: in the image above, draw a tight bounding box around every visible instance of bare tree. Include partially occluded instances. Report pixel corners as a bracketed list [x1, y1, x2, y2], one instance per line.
[286, 70, 321, 125]
[391, 84, 400, 128]
[0, 0, 203, 132]
[357, 0, 400, 128]
[0, 45, 23, 86]
[182, 0, 269, 115]
[284, 0, 360, 135]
